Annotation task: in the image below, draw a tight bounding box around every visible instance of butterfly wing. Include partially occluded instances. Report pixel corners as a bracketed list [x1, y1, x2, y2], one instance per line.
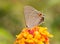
[24, 6, 44, 28]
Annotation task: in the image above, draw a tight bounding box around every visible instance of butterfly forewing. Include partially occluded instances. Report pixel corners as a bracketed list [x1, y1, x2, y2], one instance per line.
[24, 6, 44, 28]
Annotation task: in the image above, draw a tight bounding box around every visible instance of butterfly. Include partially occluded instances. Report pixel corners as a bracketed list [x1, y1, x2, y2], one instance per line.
[24, 6, 44, 28]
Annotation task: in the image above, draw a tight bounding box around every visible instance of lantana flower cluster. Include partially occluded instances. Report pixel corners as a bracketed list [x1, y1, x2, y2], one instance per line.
[14, 26, 53, 44]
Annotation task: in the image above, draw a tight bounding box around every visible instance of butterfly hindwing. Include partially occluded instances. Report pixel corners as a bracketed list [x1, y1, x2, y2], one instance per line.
[24, 6, 44, 28]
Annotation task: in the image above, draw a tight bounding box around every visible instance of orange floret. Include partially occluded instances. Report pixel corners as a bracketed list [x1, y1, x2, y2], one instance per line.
[14, 26, 53, 44]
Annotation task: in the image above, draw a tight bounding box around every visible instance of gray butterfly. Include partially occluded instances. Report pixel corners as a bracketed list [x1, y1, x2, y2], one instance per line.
[24, 6, 44, 28]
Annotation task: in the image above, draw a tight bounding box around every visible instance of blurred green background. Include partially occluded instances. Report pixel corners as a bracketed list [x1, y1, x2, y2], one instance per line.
[0, 0, 60, 44]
